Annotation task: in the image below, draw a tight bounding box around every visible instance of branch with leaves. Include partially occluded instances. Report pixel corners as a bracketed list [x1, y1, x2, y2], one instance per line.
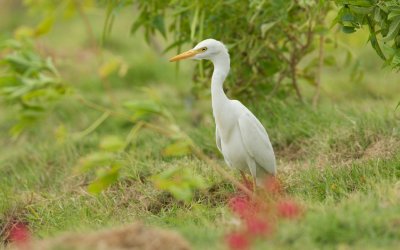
[103, 0, 333, 102]
[334, 0, 400, 69]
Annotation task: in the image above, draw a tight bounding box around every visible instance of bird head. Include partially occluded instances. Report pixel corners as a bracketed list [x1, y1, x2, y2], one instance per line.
[169, 39, 228, 62]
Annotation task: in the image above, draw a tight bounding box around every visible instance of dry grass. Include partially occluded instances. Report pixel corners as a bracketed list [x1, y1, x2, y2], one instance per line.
[7, 223, 191, 250]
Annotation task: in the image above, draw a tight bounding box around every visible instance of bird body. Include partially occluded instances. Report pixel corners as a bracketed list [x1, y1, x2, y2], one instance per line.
[170, 39, 276, 186]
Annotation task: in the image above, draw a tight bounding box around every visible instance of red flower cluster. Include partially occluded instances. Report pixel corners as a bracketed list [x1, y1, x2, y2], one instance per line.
[225, 177, 302, 250]
[228, 196, 258, 218]
[8, 222, 31, 247]
[277, 200, 301, 219]
[263, 176, 282, 194]
[226, 232, 250, 250]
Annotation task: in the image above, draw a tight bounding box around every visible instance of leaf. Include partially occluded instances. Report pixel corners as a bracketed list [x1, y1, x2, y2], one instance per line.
[98, 57, 121, 78]
[130, 13, 147, 35]
[34, 15, 55, 37]
[373, 7, 382, 23]
[383, 16, 400, 42]
[123, 100, 163, 120]
[162, 140, 192, 157]
[342, 26, 356, 33]
[341, 7, 356, 23]
[152, 15, 167, 38]
[163, 39, 188, 54]
[14, 26, 35, 39]
[168, 185, 193, 201]
[88, 165, 121, 194]
[99, 135, 125, 152]
[261, 21, 277, 38]
[54, 124, 67, 144]
[152, 166, 206, 202]
[391, 53, 400, 68]
[324, 55, 336, 66]
[75, 152, 115, 173]
[367, 17, 386, 60]
[342, 0, 374, 7]
[349, 5, 374, 15]
[387, 12, 400, 21]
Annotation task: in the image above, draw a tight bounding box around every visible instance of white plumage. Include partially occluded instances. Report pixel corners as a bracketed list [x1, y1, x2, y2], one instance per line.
[170, 39, 276, 186]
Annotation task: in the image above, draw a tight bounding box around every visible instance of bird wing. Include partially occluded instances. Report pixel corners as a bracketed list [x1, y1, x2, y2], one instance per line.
[238, 112, 276, 175]
[215, 126, 222, 152]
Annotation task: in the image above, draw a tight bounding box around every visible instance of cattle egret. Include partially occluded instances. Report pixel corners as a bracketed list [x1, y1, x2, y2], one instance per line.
[169, 39, 276, 189]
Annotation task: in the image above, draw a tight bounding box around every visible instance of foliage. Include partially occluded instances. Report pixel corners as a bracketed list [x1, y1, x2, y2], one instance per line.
[0, 38, 67, 136]
[75, 135, 125, 194]
[152, 166, 206, 202]
[1, 1, 400, 249]
[334, 0, 400, 69]
[104, 0, 333, 101]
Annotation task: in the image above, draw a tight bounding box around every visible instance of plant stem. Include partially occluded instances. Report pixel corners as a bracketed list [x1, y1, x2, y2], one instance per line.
[313, 35, 324, 107]
[290, 54, 303, 102]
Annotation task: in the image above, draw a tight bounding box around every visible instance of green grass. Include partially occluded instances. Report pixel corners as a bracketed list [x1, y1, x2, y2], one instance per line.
[1, 5, 400, 250]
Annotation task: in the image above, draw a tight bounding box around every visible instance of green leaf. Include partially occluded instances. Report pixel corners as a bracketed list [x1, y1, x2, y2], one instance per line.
[130, 14, 147, 35]
[341, 8, 356, 23]
[383, 16, 400, 42]
[162, 140, 192, 157]
[367, 17, 386, 60]
[324, 55, 336, 66]
[88, 165, 121, 194]
[342, 0, 374, 7]
[387, 12, 400, 21]
[123, 100, 163, 120]
[168, 185, 193, 201]
[152, 166, 206, 202]
[349, 5, 374, 15]
[98, 57, 122, 78]
[342, 26, 356, 33]
[391, 53, 400, 68]
[373, 7, 382, 23]
[99, 135, 125, 152]
[75, 152, 115, 173]
[152, 15, 167, 38]
[34, 15, 54, 37]
[261, 21, 277, 38]
[163, 39, 188, 54]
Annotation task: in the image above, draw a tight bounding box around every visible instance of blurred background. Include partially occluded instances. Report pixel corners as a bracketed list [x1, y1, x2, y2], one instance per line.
[1, 1, 399, 249]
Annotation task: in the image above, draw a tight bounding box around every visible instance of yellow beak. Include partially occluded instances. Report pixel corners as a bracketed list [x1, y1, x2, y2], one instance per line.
[169, 49, 199, 62]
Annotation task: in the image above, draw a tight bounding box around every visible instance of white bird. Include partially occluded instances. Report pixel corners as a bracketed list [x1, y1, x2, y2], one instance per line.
[169, 39, 276, 188]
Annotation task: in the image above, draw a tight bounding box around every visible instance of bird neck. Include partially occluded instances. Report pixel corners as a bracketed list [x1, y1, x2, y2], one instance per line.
[211, 51, 230, 115]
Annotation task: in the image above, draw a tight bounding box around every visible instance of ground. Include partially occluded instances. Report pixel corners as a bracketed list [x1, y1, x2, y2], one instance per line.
[1, 6, 400, 250]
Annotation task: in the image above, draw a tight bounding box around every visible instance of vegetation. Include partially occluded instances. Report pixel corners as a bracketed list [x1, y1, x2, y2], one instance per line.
[1, 1, 400, 250]
[126, 0, 332, 102]
[334, 0, 400, 70]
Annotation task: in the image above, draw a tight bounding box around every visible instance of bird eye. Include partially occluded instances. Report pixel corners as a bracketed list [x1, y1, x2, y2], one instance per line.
[202, 47, 207, 52]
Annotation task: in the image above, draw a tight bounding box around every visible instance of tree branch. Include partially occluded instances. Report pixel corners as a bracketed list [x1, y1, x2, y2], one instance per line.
[313, 34, 324, 107]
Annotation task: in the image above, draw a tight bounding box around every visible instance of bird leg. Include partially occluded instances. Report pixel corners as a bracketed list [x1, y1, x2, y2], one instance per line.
[252, 176, 257, 193]
[240, 171, 256, 193]
[240, 171, 251, 191]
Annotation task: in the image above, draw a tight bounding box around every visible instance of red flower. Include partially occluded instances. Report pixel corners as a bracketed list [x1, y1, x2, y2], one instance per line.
[226, 232, 250, 250]
[264, 176, 281, 194]
[245, 217, 271, 236]
[229, 196, 261, 220]
[277, 200, 301, 219]
[228, 196, 250, 217]
[9, 222, 31, 245]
